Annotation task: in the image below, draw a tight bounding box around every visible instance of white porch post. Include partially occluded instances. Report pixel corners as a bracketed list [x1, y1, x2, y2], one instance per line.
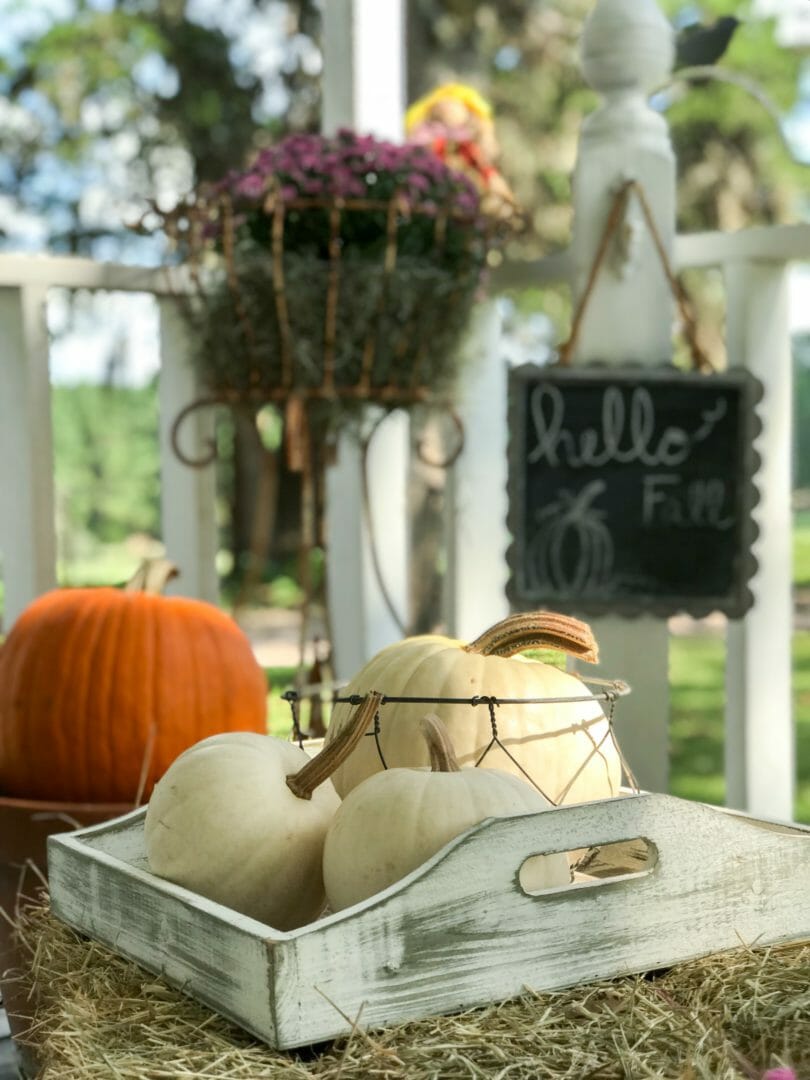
[321, 0, 410, 678]
[0, 285, 57, 628]
[568, 0, 676, 795]
[446, 302, 511, 640]
[724, 260, 795, 820]
[157, 298, 219, 603]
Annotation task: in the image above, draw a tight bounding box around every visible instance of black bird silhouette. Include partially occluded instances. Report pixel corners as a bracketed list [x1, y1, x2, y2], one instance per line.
[674, 15, 741, 69]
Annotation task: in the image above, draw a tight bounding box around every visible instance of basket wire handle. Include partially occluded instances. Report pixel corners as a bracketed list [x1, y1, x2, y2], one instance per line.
[558, 179, 713, 374]
[269, 193, 295, 388]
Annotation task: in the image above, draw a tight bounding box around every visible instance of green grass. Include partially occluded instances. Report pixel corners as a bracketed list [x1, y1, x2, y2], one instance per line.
[794, 509, 810, 587]
[661, 631, 810, 823]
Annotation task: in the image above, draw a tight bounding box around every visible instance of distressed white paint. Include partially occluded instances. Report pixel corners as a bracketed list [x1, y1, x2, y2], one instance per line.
[48, 792, 810, 1049]
[567, 0, 676, 796]
[724, 261, 795, 821]
[157, 299, 219, 603]
[0, 286, 57, 630]
[446, 301, 512, 640]
[322, 0, 409, 678]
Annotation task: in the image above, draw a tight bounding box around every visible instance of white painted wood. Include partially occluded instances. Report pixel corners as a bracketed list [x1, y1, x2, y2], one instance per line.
[48, 813, 279, 1044]
[325, 412, 410, 678]
[48, 792, 810, 1049]
[446, 301, 511, 640]
[157, 299, 219, 603]
[566, 0, 676, 796]
[490, 222, 810, 293]
[0, 286, 57, 630]
[0, 253, 179, 294]
[724, 261, 795, 821]
[675, 223, 810, 268]
[322, 0, 405, 141]
[321, 0, 410, 679]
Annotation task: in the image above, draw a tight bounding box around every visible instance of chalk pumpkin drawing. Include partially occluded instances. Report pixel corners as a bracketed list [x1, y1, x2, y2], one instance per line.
[527, 480, 614, 593]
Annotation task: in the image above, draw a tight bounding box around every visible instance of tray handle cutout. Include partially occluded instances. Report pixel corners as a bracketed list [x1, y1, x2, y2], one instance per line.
[520, 836, 658, 897]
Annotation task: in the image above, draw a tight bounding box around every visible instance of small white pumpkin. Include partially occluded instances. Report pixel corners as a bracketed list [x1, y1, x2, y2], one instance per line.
[145, 693, 381, 931]
[322, 715, 571, 912]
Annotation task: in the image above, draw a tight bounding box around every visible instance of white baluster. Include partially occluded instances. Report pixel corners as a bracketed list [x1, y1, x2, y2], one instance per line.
[0, 285, 57, 629]
[157, 298, 219, 603]
[724, 260, 795, 820]
[446, 301, 511, 641]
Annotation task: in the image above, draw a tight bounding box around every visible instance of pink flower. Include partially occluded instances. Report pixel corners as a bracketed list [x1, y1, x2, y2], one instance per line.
[762, 1069, 798, 1080]
[233, 173, 265, 198]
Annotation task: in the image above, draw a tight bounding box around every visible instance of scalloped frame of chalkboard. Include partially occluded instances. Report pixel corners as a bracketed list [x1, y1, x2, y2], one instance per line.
[506, 362, 763, 620]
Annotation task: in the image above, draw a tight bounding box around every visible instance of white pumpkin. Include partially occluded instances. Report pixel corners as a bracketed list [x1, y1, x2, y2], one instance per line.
[145, 693, 381, 930]
[323, 715, 571, 912]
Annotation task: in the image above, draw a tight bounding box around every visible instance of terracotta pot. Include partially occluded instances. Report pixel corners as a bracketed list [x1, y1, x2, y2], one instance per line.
[0, 794, 130, 1049]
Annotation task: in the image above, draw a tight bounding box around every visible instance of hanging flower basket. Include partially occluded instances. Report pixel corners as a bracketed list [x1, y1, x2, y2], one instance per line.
[150, 129, 515, 432]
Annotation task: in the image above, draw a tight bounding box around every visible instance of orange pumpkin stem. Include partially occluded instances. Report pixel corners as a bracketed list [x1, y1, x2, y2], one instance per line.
[124, 558, 180, 595]
[286, 691, 384, 800]
[421, 714, 461, 773]
[464, 611, 599, 664]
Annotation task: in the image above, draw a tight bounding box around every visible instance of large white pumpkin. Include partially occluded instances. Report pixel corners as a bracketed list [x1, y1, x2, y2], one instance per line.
[145, 694, 381, 930]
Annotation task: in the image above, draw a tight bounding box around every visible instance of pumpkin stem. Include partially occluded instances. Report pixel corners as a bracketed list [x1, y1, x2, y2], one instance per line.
[124, 559, 180, 596]
[464, 611, 599, 664]
[421, 714, 461, 773]
[286, 691, 384, 800]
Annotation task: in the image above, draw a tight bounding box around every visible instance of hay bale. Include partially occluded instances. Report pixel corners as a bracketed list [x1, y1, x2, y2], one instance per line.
[4, 896, 808, 1079]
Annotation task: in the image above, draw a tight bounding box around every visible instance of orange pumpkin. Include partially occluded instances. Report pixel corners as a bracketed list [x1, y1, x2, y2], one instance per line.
[0, 560, 268, 804]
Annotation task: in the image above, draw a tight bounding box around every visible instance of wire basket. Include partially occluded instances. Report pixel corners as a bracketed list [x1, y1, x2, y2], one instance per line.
[284, 676, 636, 810]
[158, 190, 495, 440]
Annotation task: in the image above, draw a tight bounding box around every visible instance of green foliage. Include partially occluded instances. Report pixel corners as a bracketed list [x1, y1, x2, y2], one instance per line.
[52, 382, 161, 546]
[796, 335, 810, 490]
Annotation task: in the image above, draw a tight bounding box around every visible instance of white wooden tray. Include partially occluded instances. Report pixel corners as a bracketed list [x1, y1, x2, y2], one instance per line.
[47, 792, 810, 1050]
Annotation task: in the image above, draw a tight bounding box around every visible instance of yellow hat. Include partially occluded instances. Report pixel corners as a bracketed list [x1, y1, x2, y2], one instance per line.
[405, 82, 494, 133]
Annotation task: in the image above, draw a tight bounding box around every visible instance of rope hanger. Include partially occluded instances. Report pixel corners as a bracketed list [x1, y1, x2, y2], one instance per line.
[557, 178, 715, 374]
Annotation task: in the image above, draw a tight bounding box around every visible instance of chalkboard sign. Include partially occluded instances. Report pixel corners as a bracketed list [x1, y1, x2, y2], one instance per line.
[506, 364, 763, 619]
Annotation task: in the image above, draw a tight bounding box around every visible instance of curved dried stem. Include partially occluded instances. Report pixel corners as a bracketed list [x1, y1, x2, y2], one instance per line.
[420, 714, 461, 773]
[286, 691, 383, 800]
[464, 611, 599, 664]
[124, 559, 180, 596]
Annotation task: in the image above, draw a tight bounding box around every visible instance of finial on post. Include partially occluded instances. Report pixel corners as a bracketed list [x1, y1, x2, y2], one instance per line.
[581, 0, 674, 97]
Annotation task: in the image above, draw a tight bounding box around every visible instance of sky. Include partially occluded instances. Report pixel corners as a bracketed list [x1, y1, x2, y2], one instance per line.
[1, 0, 807, 385]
